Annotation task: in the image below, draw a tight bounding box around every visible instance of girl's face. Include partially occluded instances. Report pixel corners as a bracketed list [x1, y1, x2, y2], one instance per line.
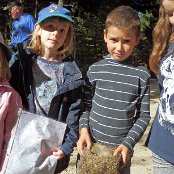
[163, 0, 174, 26]
[37, 18, 70, 53]
[104, 26, 139, 61]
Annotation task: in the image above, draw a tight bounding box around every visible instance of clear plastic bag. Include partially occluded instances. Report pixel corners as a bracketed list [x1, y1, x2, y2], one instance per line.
[3, 110, 67, 174]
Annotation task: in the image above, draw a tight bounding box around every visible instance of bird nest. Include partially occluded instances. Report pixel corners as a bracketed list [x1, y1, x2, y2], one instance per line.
[77, 143, 121, 174]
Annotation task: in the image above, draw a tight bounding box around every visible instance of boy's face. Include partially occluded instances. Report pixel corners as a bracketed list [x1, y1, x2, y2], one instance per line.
[104, 26, 139, 61]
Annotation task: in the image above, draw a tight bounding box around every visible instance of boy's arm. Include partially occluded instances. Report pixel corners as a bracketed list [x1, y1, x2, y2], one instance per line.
[78, 71, 95, 154]
[77, 127, 92, 155]
[122, 73, 151, 152]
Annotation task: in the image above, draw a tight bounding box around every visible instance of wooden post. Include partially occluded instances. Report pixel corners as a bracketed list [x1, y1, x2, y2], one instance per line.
[34, 0, 38, 18]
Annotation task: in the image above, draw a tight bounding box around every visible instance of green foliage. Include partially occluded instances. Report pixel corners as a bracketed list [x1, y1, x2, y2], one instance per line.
[140, 11, 154, 31]
[74, 12, 106, 75]
[0, 0, 159, 76]
[73, 1, 157, 74]
[132, 11, 155, 67]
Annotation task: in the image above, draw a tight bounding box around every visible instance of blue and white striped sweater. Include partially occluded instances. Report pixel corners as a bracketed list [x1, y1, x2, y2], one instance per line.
[79, 55, 150, 151]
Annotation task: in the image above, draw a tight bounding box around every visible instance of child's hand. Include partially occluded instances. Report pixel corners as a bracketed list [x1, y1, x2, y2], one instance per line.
[113, 144, 129, 168]
[52, 149, 65, 160]
[77, 128, 92, 155]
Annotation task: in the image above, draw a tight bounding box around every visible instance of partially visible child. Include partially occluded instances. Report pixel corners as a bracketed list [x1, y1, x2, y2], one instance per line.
[146, 0, 174, 173]
[9, 4, 84, 173]
[0, 42, 22, 173]
[77, 5, 150, 174]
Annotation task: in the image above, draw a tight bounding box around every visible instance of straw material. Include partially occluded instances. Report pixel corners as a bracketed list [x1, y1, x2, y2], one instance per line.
[77, 143, 121, 174]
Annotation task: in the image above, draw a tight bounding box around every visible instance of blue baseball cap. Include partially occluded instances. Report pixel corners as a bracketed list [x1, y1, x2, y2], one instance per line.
[37, 4, 74, 24]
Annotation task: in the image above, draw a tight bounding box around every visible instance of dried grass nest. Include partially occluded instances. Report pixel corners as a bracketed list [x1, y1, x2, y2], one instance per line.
[77, 143, 121, 174]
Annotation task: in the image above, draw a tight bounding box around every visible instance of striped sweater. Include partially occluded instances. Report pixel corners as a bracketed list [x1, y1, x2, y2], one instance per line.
[79, 55, 150, 152]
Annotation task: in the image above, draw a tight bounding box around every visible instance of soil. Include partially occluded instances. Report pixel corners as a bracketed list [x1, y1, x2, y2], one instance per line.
[61, 79, 159, 174]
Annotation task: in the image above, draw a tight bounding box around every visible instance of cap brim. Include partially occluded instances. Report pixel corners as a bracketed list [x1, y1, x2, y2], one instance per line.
[3, 6, 12, 10]
[37, 14, 74, 24]
[3, 2, 22, 10]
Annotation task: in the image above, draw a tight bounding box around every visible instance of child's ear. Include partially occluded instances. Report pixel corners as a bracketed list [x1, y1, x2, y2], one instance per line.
[35, 24, 41, 36]
[103, 29, 107, 43]
[135, 35, 141, 46]
[135, 39, 139, 46]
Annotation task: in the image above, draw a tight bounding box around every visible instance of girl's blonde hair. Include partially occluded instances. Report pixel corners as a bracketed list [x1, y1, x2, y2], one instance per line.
[0, 43, 11, 82]
[149, 0, 174, 74]
[28, 17, 74, 57]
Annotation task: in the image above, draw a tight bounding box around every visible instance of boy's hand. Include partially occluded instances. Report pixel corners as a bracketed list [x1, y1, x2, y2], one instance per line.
[113, 144, 129, 168]
[77, 128, 92, 155]
[52, 149, 65, 160]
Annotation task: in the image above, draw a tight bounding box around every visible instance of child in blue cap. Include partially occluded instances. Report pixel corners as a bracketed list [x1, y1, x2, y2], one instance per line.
[10, 3, 84, 173]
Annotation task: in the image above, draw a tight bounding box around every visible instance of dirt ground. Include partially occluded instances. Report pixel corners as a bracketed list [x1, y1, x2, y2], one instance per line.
[61, 79, 159, 174]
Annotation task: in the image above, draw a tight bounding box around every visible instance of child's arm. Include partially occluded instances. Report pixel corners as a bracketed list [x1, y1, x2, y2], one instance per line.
[78, 72, 96, 155]
[121, 70, 151, 153]
[77, 127, 92, 155]
[57, 86, 83, 157]
[3, 90, 22, 148]
[9, 49, 33, 109]
[0, 88, 22, 169]
[113, 144, 129, 168]
[52, 149, 64, 160]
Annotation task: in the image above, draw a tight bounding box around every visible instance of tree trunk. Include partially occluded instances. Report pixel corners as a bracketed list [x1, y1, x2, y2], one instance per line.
[34, 0, 38, 18]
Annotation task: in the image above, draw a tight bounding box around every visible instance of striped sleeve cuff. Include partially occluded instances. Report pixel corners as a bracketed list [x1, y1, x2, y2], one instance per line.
[79, 111, 90, 130]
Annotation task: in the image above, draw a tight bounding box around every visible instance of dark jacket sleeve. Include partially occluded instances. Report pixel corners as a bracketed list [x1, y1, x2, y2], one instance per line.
[9, 48, 33, 109]
[60, 86, 83, 155]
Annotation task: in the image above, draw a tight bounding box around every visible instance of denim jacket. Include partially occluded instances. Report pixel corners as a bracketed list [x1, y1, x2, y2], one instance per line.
[9, 51, 84, 155]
